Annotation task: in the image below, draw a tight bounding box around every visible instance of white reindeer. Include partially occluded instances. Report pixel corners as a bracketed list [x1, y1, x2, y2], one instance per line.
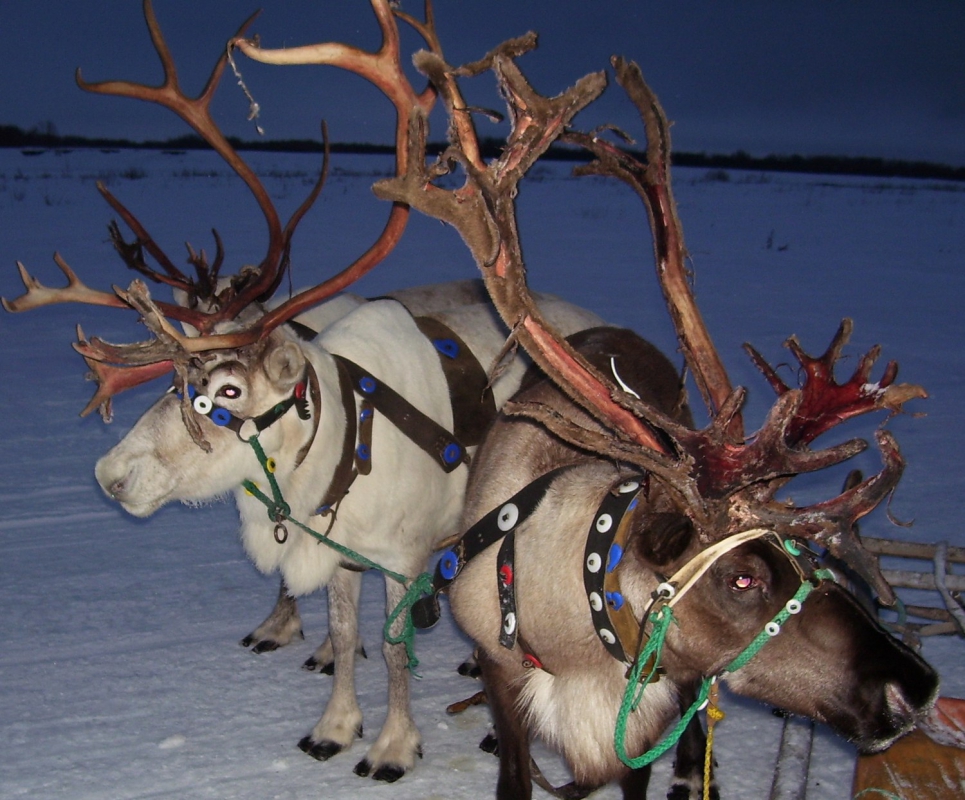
[94, 282, 601, 780]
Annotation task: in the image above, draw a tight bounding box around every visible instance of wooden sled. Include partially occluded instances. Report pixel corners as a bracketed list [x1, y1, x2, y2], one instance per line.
[852, 696, 965, 799]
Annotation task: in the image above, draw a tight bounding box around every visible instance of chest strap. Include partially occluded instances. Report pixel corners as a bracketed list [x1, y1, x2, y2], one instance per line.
[334, 354, 470, 473]
[412, 315, 497, 448]
[410, 467, 571, 631]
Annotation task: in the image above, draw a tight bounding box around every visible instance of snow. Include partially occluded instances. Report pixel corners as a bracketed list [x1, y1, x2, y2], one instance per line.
[1, 147, 964, 799]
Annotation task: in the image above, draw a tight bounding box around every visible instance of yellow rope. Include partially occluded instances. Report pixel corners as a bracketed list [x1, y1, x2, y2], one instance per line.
[703, 680, 725, 800]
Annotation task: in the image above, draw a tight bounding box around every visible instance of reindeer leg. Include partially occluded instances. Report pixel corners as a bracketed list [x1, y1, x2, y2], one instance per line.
[353, 576, 423, 782]
[240, 577, 304, 653]
[298, 568, 364, 761]
[620, 764, 652, 799]
[477, 649, 534, 800]
[667, 683, 718, 800]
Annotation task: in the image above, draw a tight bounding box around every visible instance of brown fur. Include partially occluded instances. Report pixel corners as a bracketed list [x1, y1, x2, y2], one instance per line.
[449, 327, 938, 799]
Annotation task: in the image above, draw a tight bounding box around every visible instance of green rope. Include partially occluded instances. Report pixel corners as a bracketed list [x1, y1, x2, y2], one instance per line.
[615, 605, 695, 768]
[614, 567, 836, 769]
[241, 435, 434, 673]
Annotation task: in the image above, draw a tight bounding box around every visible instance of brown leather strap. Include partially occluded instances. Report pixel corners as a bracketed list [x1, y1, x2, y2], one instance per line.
[315, 358, 359, 515]
[413, 315, 497, 448]
[335, 355, 469, 473]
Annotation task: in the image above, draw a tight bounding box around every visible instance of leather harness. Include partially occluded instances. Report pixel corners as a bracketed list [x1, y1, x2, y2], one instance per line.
[411, 468, 654, 676]
[309, 311, 498, 522]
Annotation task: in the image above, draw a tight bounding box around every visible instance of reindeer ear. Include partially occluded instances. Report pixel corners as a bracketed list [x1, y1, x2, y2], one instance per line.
[633, 511, 695, 568]
[264, 340, 306, 392]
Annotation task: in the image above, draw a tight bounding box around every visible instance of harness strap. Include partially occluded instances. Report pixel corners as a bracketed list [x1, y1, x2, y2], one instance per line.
[409, 467, 571, 631]
[334, 355, 469, 473]
[497, 532, 519, 649]
[583, 475, 648, 664]
[412, 315, 497, 447]
[314, 357, 360, 516]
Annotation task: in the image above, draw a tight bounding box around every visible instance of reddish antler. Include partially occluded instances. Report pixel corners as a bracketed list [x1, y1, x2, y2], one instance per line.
[4, 0, 441, 422]
[366, 34, 924, 603]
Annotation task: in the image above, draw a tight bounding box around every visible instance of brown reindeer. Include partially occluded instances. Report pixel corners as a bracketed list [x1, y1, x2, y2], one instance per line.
[359, 28, 939, 800]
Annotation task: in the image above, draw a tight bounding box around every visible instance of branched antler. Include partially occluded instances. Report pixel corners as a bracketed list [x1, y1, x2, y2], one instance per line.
[362, 25, 925, 604]
[4, 0, 437, 424]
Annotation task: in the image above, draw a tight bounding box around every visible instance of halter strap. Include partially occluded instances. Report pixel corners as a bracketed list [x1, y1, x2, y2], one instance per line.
[177, 365, 314, 442]
[313, 357, 361, 517]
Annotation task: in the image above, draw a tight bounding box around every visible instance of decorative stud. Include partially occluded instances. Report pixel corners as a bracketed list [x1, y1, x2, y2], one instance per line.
[442, 443, 462, 464]
[765, 621, 781, 637]
[434, 338, 460, 359]
[595, 513, 613, 533]
[599, 628, 616, 645]
[589, 591, 603, 612]
[785, 598, 802, 615]
[359, 376, 377, 395]
[193, 394, 213, 415]
[617, 480, 640, 494]
[503, 612, 517, 636]
[439, 550, 459, 581]
[586, 552, 602, 573]
[497, 503, 519, 532]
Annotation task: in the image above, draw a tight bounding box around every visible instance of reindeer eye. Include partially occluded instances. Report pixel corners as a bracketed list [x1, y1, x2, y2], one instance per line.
[730, 574, 758, 592]
[217, 385, 242, 400]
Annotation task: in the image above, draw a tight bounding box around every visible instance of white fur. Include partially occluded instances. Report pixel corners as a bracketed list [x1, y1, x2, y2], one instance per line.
[94, 280, 603, 777]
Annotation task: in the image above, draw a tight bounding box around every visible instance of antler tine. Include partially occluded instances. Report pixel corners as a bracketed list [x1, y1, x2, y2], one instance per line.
[99, 182, 190, 287]
[74, 326, 174, 422]
[745, 320, 927, 448]
[3, 255, 128, 313]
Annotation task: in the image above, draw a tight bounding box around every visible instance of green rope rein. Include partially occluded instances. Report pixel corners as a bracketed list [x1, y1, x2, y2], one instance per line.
[241, 434, 430, 674]
[615, 567, 835, 769]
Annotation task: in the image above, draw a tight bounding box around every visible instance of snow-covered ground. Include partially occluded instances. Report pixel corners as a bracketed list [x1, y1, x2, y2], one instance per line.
[1, 148, 963, 799]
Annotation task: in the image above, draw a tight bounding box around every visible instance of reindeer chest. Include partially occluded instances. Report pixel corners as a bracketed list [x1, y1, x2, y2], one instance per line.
[415, 470, 652, 674]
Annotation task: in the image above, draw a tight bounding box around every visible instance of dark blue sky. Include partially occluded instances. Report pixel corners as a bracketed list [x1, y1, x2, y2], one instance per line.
[3, 1, 963, 166]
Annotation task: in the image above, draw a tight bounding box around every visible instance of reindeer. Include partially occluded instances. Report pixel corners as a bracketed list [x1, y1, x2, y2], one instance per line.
[338, 25, 940, 800]
[2, 0, 606, 783]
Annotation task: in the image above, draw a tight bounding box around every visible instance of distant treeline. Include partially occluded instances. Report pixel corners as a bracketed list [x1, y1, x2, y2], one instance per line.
[3, 124, 963, 182]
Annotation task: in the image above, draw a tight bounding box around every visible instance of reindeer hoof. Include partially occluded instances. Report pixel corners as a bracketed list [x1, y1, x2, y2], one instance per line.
[354, 759, 406, 782]
[479, 732, 499, 755]
[298, 736, 344, 761]
[457, 659, 482, 678]
[251, 639, 282, 654]
[302, 656, 335, 674]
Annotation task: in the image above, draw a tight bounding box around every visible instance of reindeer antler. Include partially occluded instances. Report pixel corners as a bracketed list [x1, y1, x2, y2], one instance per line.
[367, 34, 924, 604]
[4, 0, 441, 423]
